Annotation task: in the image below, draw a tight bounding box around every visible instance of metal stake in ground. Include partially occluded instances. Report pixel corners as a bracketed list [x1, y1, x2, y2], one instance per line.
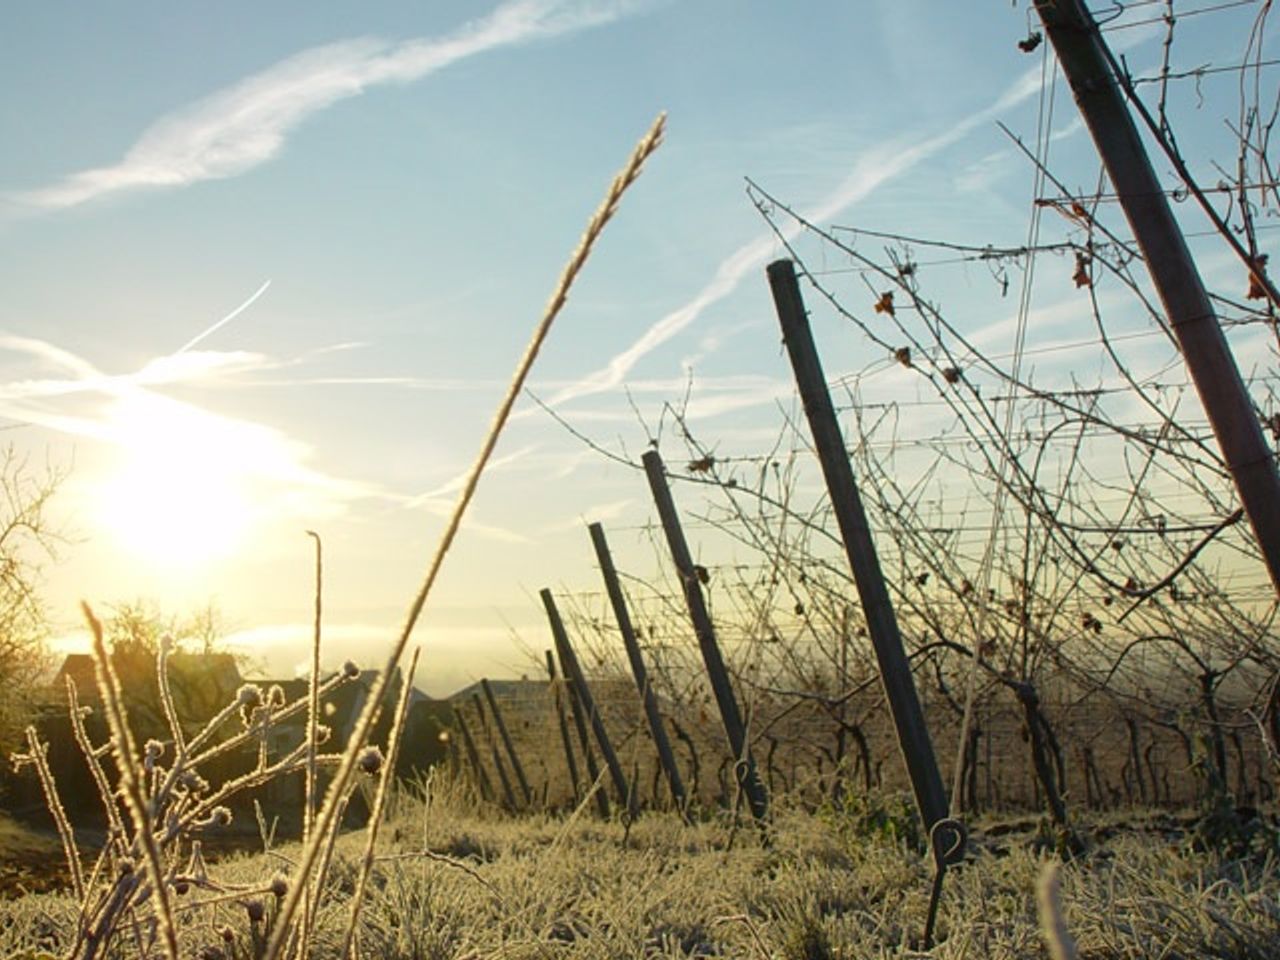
[481, 678, 534, 807]
[472, 692, 518, 811]
[768, 259, 964, 947]
[452, 710, 494, 803]
[544, 649, 583, 804]
[641, 450, 769, 823]
[589, 521, 690, 819]
[1036, 0, 1280, 597]
[541, 588, 631, 809]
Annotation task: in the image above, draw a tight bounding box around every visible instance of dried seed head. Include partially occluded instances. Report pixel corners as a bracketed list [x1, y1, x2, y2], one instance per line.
[357, 746, 384, 777]
[210, 806, 232, 827]
[236, 684, 263, 708]
[117, 857, 135, 877]
[220, 926, 235, 943]
[144, 739, 165, 770]
[267, 685, 286, 708]
[245, 899, 265, 924]
[198, 946, 223, 960]
[181, 770, 210, 793]
[269, 873, 288, 898]
[342, 660, 360, 680]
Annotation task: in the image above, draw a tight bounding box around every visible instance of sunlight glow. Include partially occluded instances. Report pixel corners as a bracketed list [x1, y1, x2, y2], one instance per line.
[94, 395, 263, 571]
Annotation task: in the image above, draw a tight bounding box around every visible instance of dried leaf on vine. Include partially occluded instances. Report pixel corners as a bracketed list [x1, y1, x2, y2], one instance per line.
[687, 455, 715, 473]
[942, 366, 962, 384]
[873, 291, 895, 316]
[1072, 252, 1092, 288]
[1018, 31, 1043, 53]
[894, 346, 912, 368]
[1247, 253, 1270, 300]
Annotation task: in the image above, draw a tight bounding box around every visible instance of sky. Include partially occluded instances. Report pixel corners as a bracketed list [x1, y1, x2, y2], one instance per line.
[2, 0, 1275, 696]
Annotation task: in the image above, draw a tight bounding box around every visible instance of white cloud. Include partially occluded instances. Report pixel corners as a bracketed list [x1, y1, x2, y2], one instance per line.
[11, 0, 641, 212]
[543, 63, 1053, 411]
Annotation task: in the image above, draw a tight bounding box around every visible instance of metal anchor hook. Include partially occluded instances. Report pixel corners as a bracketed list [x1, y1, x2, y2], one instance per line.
[923, 817, 968, 949]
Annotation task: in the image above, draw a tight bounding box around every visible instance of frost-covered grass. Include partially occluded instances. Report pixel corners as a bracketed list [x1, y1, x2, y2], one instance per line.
[4, 779, 1278, 959]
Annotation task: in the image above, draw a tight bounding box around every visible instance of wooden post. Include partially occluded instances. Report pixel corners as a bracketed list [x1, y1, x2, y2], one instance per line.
[767, 258, 952, 838]
[452, 710, 494, 803]
[589, 522, 690, 818]
[541, 588, 631, 808]
[641, 450, 770, 822]
[472, 692, 518, 810]
[481, 678, 534, 806]
[556, 644, 610, 817]
[544, 649, 582, 804]
[1036, 0, 1280, 596]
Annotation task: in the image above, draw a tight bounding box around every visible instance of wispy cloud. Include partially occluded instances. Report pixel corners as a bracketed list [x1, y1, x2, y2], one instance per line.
[10, 0, 639, 212]
[542, 67, 1053, 411]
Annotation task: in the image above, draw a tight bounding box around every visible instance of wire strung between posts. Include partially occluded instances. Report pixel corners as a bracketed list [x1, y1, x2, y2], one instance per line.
[948, 38, 1057, 818]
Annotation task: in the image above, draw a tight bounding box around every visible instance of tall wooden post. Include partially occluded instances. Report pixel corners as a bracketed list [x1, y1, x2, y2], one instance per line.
[541, 588, 631, 809]
[452, 710, 494, 803]
[641, 450, 770, 822]
[545, 649, 582, 803]
[589, 522, 690, 818]
[481, 678, 534, 806]
[1036, 0, 1280, 595]
[767, 259, 953, 840]
[558, 645, 610, 818]
[471, 692, 517, 810]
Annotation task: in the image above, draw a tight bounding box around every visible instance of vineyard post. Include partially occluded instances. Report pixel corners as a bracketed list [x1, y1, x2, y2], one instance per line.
[767, 258, 956, 845]
[452, 709, 494, 803]
[541, 588, 631, 808]
[641, 449, 770, 823]
[556, 644, 610, 817]
[481, 678, 534, 806]
[472, 692, 518, 811]
[588, 521, 690, 819]
[544, 649, 583, 804]
[1036, 0, 1280, 595]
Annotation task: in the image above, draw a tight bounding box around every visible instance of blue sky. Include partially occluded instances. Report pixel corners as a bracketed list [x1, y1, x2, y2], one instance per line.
[2, 1, 1272, 694]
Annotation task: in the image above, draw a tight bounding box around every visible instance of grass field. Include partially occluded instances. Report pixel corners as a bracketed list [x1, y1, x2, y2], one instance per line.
[2, 776, 1278, 960]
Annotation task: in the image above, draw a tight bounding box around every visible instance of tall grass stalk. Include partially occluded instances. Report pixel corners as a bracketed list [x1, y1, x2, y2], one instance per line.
[263, 111, 666, 960]
[300, 529, 324, 955]
[83, 601, 181, 960]
[15, 726, 84, 901]
[340, 646, 421, 959]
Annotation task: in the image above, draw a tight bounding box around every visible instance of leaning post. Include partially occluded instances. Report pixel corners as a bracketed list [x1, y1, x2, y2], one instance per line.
[544, 649, 583, 804]
[481, 678, 534, 806]
[588, 522, 690, 819]
[641, 450, 770, 823]
[767, 258, 963, 857]
[541, 588, 631, 809]
[471, 692, 518, 811]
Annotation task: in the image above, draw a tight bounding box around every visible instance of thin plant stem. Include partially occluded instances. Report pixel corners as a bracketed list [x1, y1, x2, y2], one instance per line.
[82, 601, 180, 960]
[341, 646, 421, 959]
[263, 111, 666, 960]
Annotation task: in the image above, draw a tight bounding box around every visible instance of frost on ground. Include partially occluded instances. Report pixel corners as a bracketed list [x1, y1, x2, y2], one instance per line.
[2, 782, 1278, 960]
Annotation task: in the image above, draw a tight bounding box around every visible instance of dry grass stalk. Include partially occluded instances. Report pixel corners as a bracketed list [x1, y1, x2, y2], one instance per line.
[340, 646, 422, 959]
[83, 600, 181, 960]
[263, 110, 667, 960]
[1037, 860, 1078, 960]
[14, 725, 84, 901]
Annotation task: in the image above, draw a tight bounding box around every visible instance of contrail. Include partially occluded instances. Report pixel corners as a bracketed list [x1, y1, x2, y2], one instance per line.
[544, 24, 1161, 410]
[175, 279, 272, 354]
[10, 0, 643, 211]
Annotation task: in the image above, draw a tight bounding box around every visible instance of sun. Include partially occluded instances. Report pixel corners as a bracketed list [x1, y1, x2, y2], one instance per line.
[94, 395, 261, 571]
